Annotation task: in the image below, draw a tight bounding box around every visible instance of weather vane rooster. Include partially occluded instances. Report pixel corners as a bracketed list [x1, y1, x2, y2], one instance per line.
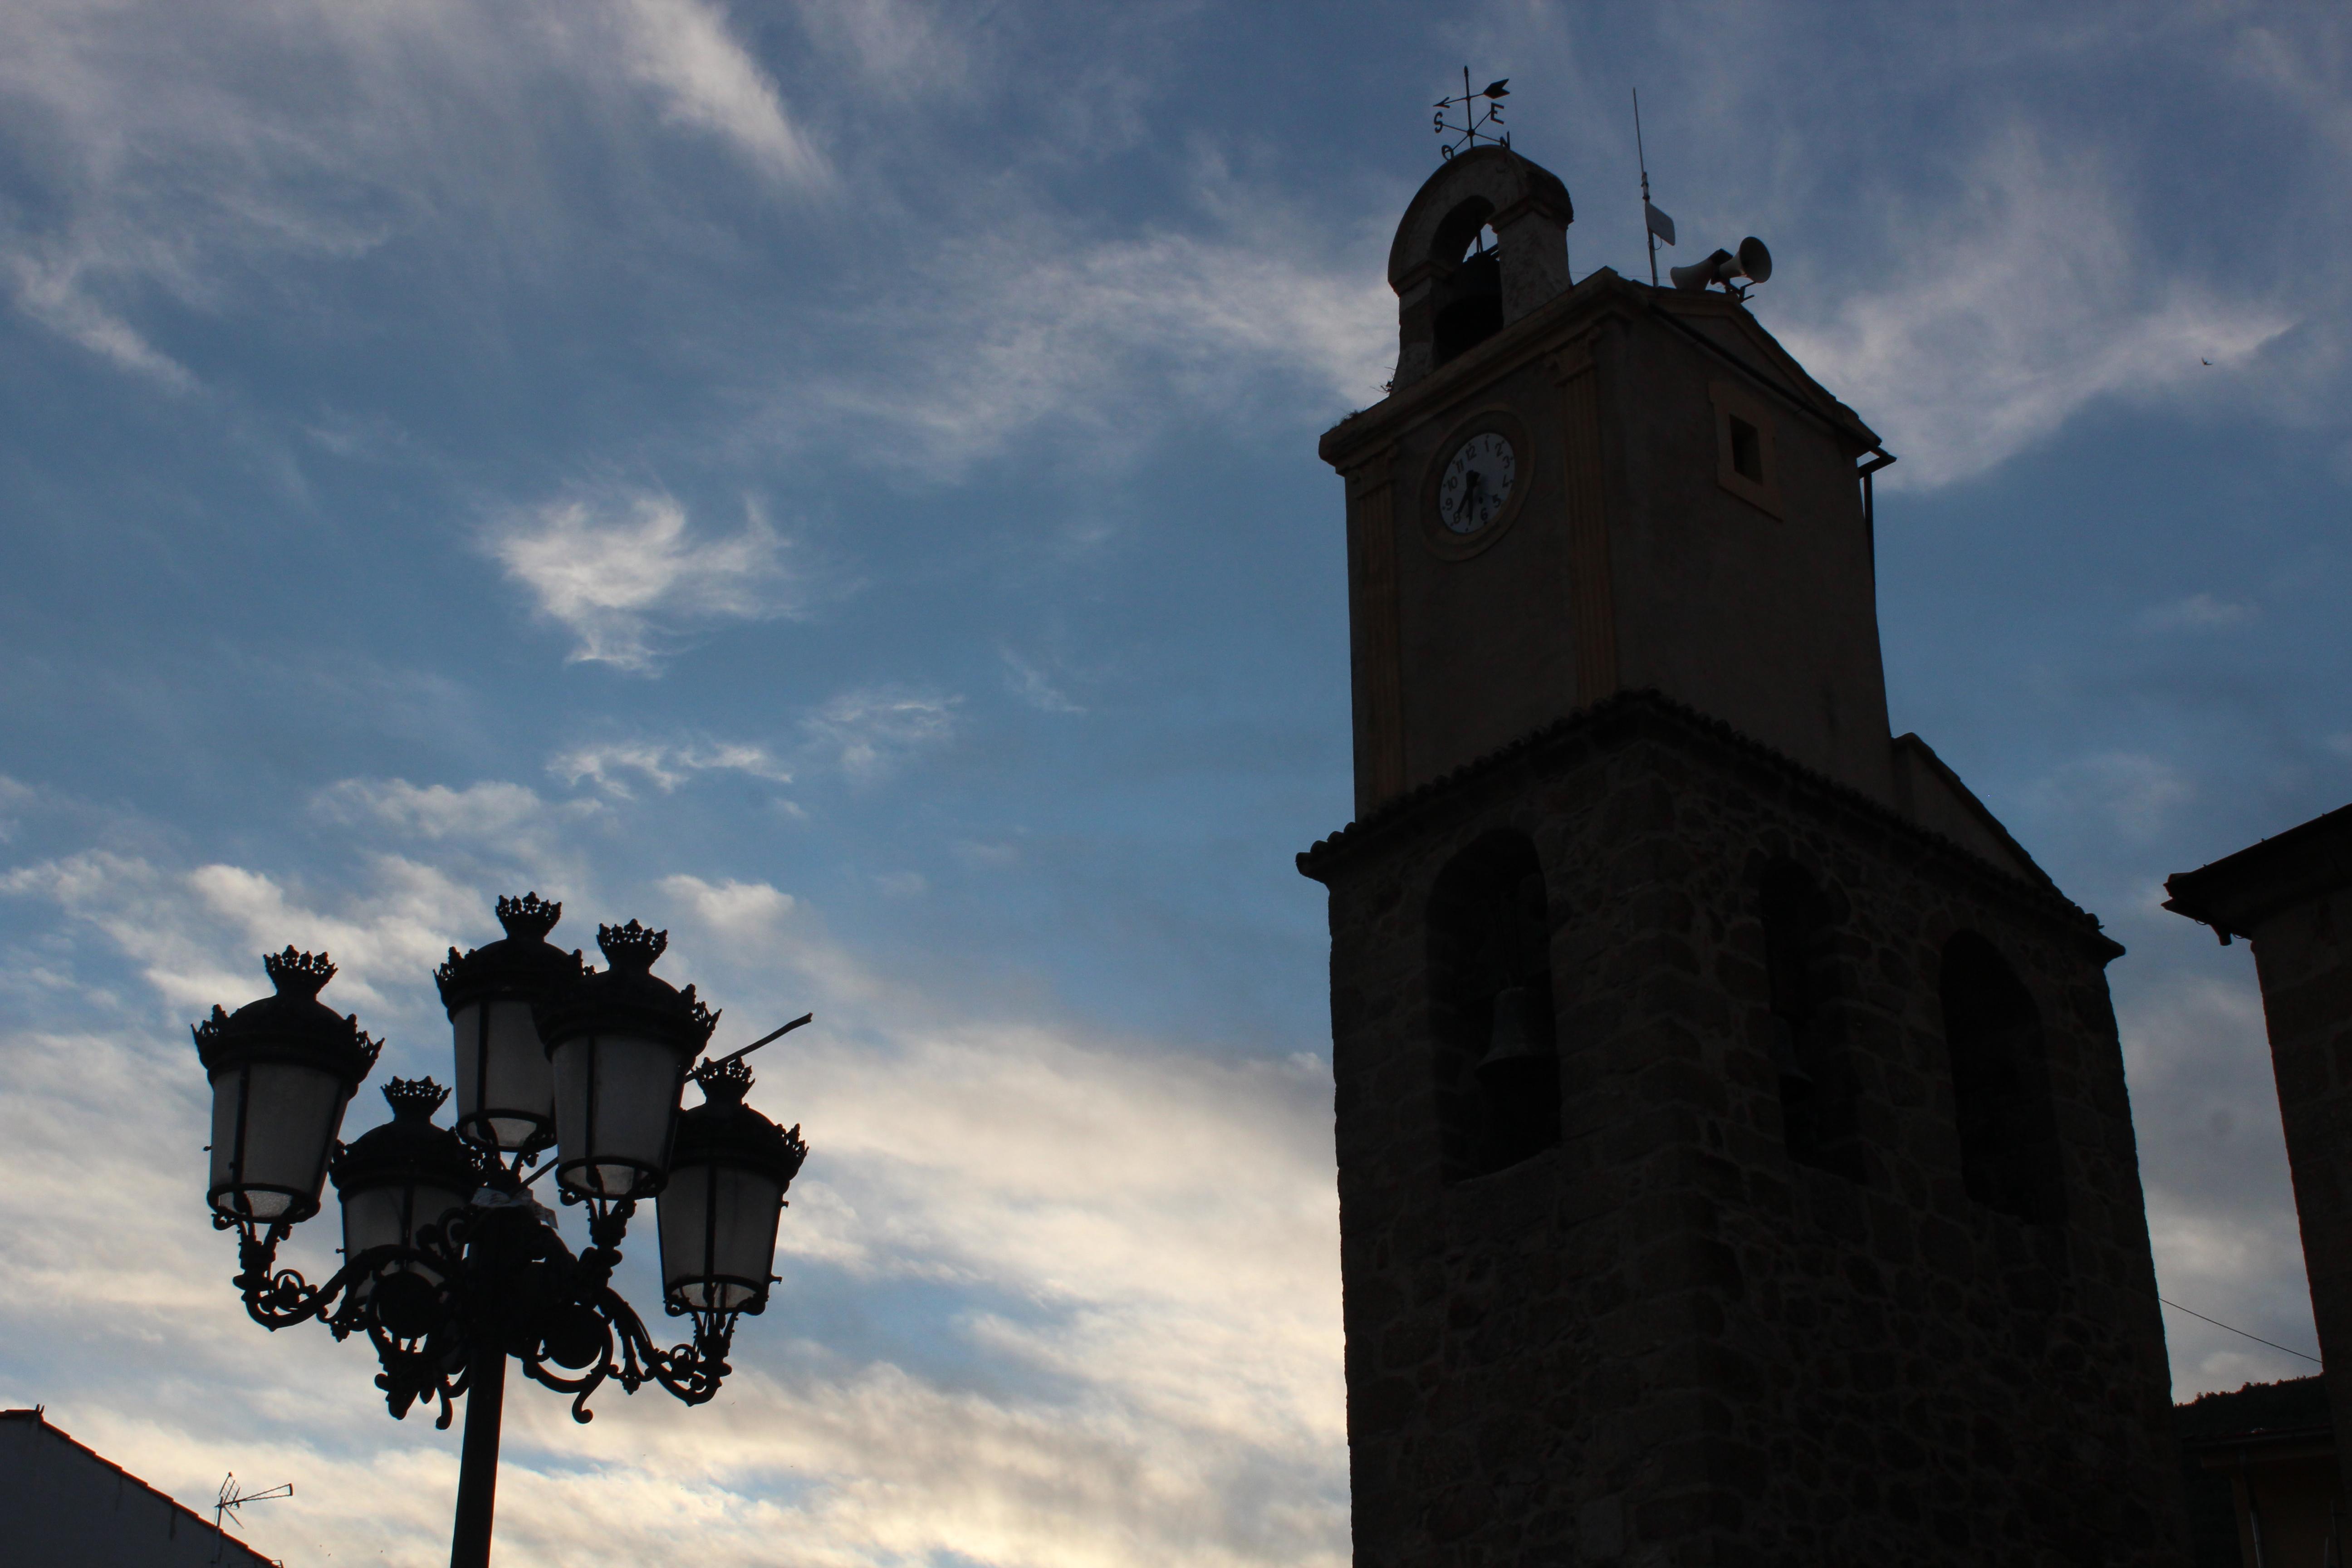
[1434, 69, 1509, 159]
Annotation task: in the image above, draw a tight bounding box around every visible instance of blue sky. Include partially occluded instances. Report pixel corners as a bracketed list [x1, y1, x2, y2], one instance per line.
[0, 3, 2347, 1564]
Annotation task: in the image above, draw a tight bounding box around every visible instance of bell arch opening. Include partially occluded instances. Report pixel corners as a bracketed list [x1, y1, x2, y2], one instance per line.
[1427, 830, 1558, 1181]
[1938, 932, 2066, 1224]
[1428, 198, 1504, 369]
[1758, 859, 1866, 1182]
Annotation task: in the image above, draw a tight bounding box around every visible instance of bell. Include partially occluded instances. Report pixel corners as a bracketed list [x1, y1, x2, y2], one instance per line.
[1764, 1014, 1813, 1085]
[1475, 985, 1559, 1172]
[1477, 986, 1551, 1078]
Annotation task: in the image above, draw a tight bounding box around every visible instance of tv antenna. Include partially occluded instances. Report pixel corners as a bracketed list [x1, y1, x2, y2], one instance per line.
[213, 1473, 293, 1564]
[1434, 69, 1510, 160]
[1633, 88, 1675, 288]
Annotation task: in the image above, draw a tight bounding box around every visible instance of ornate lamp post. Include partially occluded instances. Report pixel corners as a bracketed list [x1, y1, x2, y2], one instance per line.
[193, 896, 810, 1568]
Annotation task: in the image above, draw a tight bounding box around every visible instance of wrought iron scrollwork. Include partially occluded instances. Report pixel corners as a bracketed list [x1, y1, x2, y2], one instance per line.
[219, 1181, 748, 1428]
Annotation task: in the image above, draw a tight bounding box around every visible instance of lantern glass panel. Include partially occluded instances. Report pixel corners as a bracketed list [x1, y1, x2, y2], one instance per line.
[550, 1033, 681, 1198]
[207, 1062, 349, 1220]
[658, 1162, 783, 1312]
[342, 1182, 470, 1263]
[451, 999, 554, 1149]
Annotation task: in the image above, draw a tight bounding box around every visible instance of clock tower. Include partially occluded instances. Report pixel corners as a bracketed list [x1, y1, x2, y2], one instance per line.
[1298, 146, 2186, 1566]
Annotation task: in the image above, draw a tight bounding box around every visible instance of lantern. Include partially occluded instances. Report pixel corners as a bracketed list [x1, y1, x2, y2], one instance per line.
[657, 1058, 808, 1315]
[435, 893, 579, 1156]
[333, 1078, 481, 1262]
[535, 921, 717, 1201]
[195, 949, 382, 1226]
[332, 1078, 481, 1336]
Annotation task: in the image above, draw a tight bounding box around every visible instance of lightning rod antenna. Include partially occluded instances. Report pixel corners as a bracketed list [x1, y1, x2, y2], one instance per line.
[1634, 87, 1657, 289]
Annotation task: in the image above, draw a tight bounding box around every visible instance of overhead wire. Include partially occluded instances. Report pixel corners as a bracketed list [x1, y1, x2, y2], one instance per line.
[2160, 1297, 2322, 1365]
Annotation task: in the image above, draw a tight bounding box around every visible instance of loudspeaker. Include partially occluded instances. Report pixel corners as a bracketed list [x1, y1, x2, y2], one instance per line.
[1671, 236, 1772, 292]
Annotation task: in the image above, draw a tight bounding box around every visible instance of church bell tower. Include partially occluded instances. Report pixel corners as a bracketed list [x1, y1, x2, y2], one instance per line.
[1298, 145, 2186, 1566]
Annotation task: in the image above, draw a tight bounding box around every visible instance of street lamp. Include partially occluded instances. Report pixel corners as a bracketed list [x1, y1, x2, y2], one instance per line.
[196, 946, 382, 1226]
[436, 892, 574, 1158]
[194, 898, 812, 1568]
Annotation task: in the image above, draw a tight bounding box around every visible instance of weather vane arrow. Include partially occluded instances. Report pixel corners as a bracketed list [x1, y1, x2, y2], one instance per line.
[1433, 69, 1511, 160]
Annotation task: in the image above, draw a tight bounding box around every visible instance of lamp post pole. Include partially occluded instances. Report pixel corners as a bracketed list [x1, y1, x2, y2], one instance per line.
[451, 1336, 505, 1568]
[192, 897, 812, 1567]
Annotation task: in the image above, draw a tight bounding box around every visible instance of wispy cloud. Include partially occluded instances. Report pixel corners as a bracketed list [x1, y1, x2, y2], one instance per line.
[794, 0, 980, 100]
[551, 738, 794, 798]
[4, 250, 197, 392]
[788, 211, 1394, 476]
[801, 686, 962, 779]
[545, 685, 960, 803]
[0, 774, 36, 843]
[0, 847, 480, 1018]
[488, 490, 803, 671]
[614, 0, 830, 187]
[1775, 130, 2293, 489]
[2028, 750, 2196, 842]
[1000, 646, 1086, 714]
[308, 778, 599, 897]
[2140, 592, 2259, 632]
[0, 0, 826, 387]
[313, 778, 560, 840]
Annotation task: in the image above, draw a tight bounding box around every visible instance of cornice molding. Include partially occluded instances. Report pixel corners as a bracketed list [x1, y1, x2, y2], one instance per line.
[1296, 688, 2119, 958]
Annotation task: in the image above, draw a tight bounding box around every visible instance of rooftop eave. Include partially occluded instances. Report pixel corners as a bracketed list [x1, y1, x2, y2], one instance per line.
[2163, 799, 2352, 942]
[1642, 286, 1883, 451]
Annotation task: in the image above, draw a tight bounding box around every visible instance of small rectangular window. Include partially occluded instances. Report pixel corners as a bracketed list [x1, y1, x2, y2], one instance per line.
[1709, 381, 1784, 517]
[1729, 416, 1763, 481]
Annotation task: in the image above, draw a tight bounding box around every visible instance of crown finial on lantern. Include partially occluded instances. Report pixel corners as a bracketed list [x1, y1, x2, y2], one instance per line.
[263, 946, 336, 997]
[495, 892, 562, 941]
[691, 1055, 755, 1106]
[382, 1077, 451, 1120]
[597, 919, 667, 973]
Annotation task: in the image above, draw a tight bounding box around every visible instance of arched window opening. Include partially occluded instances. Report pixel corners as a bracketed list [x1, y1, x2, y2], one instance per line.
[1430, 200, 1504, 369]
[1939, 933, 2065, 1224]
[1758, 861, 1865, 1182]
[1427, 832, 1558, 1181]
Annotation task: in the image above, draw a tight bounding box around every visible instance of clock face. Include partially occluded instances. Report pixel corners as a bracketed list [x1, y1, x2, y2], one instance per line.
[1437, 431, 1516, 535]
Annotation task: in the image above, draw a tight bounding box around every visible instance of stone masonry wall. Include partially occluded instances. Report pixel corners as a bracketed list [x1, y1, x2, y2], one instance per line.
[1306, 696, 2185, 1568]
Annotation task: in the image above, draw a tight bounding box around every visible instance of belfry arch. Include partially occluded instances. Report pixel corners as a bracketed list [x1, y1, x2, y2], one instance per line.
[1426, 830, 1558, 1180]
[1385, 145, 1572, 390]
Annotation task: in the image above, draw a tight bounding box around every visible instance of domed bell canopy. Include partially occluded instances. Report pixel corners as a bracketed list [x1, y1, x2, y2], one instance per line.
[534, 921, 719, 1202]
[1386, 144, 1573, 389]
[657, 1057, 808, 1317]
[435, 893, 582, 1157]
[195, 949, 384, 1228]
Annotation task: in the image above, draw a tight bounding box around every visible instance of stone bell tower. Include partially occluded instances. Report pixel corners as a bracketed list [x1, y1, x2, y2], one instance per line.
[1297, 145, 2186, 1566]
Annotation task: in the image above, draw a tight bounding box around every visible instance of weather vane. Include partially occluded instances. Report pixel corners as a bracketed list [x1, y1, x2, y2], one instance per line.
[1433, 69, 1509, 160]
